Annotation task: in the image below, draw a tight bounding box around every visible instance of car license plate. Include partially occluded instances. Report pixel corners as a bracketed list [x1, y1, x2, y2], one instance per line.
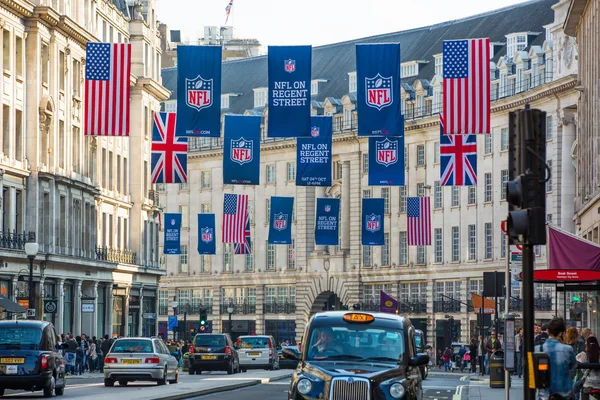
[201, 355, 217, 360]
[0, 358, 24, 364]
[121, 359, 141, 364]
[248, 352, 260, 356]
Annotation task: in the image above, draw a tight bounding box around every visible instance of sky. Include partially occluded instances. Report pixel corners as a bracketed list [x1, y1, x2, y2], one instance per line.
[156, 0, 532, 48]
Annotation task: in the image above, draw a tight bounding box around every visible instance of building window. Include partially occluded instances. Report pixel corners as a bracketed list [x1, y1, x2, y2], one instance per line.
[362, 153, 369, 173]
[244, 253, 253, 271]
[484, 173, 492, 202]
[468, 224, 476, 261]
[266, 165, 275, 183]
[484, 134, 492, 155]
[158, 291, 169, 316]
[382, 188, 390, 214]
[501, 128, 509, 151]
[417, 183, 425, 197]
[179, 183, 188, 191]
[399, 187, 407, 212]
[417, 246, 425, 264]
[546, 115, 553, 140]
[201, 203, 211, 214]
[547, 214, 553, 224]
[434, 181, 442, 209]
[200, 255, 211, 273]
[434, 228, 443, 263]
[381, 233, 390, 266]
[404, 149, 408, 170]
[546, 160, 552, 192]
[221, 94, 230, 109]
[417, 144, 425, 166]
[468, 186, 476, 205]
[434, 141, 440, 163]
[362, 189, 371, 199]
[434, 54, 443, 76]
[501, 170, 509, 200]
[266, 242, 275, 270]
[223, 243, 232, 272]
[501, 234, 507, 258]
[253, 88, 267, 108]
[452, 226, 460, 262]
[485, 222, 493, 259]
[180, 245, 188, 273]
[201, 171, 211, 189]
[265, 198, 270, 223]
[451, 187, 460, 207]
[311, 80, 319, 95]
[286, 163, 295, 181]
[363, 246, 372, 267]
[179, 205, 189, 228]
[348, 72, 357, 93]
[399, 232, 407, 265]
[287, 240, 295, 269]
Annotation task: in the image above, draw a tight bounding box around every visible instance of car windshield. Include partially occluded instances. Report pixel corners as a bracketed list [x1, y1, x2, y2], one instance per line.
[306, 325, 404, 362]
[0, 327, 42, 348]
[237, 337, 270, 349]
[195, 335, 225, 348]
[111, 340, 153, 353]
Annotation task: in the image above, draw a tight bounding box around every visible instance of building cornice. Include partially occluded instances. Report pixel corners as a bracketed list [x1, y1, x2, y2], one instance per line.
[97, 193, 133, 209]
[564, 0, 589, 36]
[31, 7, 98, 48]
[135, 77, 171, 102]
[0, 0, 34, 18]
[0, 164, 30, 179]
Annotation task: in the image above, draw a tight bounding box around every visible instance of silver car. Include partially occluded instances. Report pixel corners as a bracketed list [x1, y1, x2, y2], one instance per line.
[235, 335, 279, 371]
[103, 337, 179, 386]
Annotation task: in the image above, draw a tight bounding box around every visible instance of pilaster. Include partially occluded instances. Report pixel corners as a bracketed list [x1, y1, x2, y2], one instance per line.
[73, 280, 82, 335]
[56, 279, 65, 334]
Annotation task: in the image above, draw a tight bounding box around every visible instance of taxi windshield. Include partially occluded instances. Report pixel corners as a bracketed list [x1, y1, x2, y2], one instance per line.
[306, 325, 404, 362]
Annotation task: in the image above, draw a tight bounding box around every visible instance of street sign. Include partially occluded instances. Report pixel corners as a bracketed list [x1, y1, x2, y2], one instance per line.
[143, 313, 157, 320]
[199, 325, 206, 332]
[44, 300, 57, 314]
[171, 301, 179, 309]
[81, 303, 94, 313]
[26, 308, 35, 318]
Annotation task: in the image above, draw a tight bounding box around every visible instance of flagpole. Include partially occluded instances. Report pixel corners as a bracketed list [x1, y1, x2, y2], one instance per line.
[505, 235, 511, 400]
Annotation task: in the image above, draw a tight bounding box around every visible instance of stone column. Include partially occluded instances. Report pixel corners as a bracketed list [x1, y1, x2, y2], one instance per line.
[560, 115, 577, 232]
[8, 187, 16, 232]
[255, 285, 264, 335]
[10, 276, 17, 302]
[124, 287, 130, 337]
[106, 286, 114, 336]
[314, 187, 327, 253]
[138, 285, 144, 337]
[38, 277, 45, 321]
[92, 281, 98, 338]
[154, 290, 160, 336]
[73, 280, 82, 335]
[56, 279, 65, 334]
[341, 161, 351, 251]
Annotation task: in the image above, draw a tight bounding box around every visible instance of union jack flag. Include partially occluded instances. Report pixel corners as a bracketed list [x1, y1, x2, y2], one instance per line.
[234, 216, 252, 254]
[440, 116, 477, 186]
[151, 112, 188, 184]
[225, 0, 234, 24]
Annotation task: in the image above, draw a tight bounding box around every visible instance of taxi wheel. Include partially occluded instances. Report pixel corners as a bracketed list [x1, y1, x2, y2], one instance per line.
[104, 378, 115, 387]
[43, 376, 55, 398]
[55, 386, 64, 396]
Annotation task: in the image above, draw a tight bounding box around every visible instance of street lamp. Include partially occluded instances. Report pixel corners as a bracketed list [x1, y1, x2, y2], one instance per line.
[226, 305, 234, 335]
[24, 232, 38, 320]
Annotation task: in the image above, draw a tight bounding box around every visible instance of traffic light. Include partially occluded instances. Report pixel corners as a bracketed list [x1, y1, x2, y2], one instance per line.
[200, 308, 207, 326]
[506, 109, 547, 245]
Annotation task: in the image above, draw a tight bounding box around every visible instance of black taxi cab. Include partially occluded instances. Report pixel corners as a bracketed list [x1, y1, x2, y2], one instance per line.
[284, 311, 429, 400]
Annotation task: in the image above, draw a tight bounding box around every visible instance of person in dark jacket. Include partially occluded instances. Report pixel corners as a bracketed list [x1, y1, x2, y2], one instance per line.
[534, 323, 549, 346]
[469, 338, 478, 373]
[100, 334, 113, 357]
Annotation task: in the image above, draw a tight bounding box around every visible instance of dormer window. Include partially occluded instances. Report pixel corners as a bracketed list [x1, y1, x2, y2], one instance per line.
[434, 54, 443, 76]
[311, 79, 327, 96]
[253, 88, 267, 108]
[506, 33, 528, 58]
[221, 94, 230, 109]
[401, 62, 418, 79]
[348, 72, 357, 93]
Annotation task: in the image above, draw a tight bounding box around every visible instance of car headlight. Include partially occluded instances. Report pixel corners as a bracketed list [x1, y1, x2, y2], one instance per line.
[297, 378, 313, 395]
[390, 382, 406, 398]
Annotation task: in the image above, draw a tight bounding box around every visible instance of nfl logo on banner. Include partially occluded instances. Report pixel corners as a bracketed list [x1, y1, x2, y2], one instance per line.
[274, 213, 288, 231]
[285, 59, 296, 73]
[186, 75, 213, 111]
[171, 219, 176, 226]
[325, 205, 331, 212]
[376, 138, 398, 166]
[366, 214, 381, 232]
[311, 126, 320, 137]
[201, 227, 213, 243]
[366, 74, 393, 111]
[231, 138, 253, 165]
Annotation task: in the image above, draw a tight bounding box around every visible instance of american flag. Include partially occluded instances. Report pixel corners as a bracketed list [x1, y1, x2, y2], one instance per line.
[407, 197, 431, 246]
[225, 0, 234, 24]
[84, 42, 131, 136]
[442, 38, 490, 134]
[222, 194, 248, 243]
[234, 216, 252, 254]
[440, 116, 477, 186]
[151, 112, 188, 184]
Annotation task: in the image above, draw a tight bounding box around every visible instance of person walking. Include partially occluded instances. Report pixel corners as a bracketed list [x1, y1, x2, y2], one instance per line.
[515, 328, 523, 378]
[478, 335, 486, 376]
[469, 338, 478, 374]
[536, 318, 576, 399]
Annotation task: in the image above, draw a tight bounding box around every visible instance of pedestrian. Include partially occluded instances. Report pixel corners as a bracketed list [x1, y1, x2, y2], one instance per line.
[469, 338, 478, 374]
[485, 333, 501, 375]
[478, 335, 485, 376]
[75, 336, 84, 375]
[88, 338, 98, 372]
[574, 336, 600, 400]
[534, 323, 549, 346]
[443, 347, 453, 371]
[515, 328, 523, 378]
[536, 317, 576, 399]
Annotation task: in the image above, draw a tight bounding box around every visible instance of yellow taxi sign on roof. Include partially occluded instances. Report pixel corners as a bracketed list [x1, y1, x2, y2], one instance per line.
[343, 313, 375, 323]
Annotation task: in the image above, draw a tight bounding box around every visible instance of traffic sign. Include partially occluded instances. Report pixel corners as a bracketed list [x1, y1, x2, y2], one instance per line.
[501, 220, 507, 234]
[26, 308, 36, 318]
[199, 326, 206, 332]
[44, 300, 57, 314]
[143, 313, 157, 320]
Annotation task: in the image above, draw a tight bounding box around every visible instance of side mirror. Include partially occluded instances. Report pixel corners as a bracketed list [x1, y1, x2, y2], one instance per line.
[409, 353, 430, 367]
[282, 347, 301, 361]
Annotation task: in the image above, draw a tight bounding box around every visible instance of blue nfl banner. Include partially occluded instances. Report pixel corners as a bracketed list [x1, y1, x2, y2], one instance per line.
[268, 197, 294, 245]
[223, 115, 261, 185]
[197, 214, 216, 255]
[176, 46, 222, 137]
[368, 136, 405, 185]
[315, 198, 340, 246]
[356, 43, 403, 137]
[268, 46, 312, 137]
[361, 198, 385, 246]
[296, 116, 333, 186]
[164, 213, 182, 254]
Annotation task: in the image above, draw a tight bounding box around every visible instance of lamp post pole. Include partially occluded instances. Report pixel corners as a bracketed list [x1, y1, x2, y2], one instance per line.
[227, 306, 234, 336]
[24, 232, 39, 320]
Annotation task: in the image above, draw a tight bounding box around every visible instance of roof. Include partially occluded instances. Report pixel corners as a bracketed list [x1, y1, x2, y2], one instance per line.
[0, 320, 51, 329]
[161, 0, 556, 115]
[308, 311, 409, 329]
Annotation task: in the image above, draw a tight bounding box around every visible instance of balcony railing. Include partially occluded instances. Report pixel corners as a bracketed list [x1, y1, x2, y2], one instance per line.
[220, 302, 256, 315]
[0, 231, 29, 250]
[96, 246, 137, 264]
[175, 304, 213, 315]
[433, 301, 461, 313]
[509, 296, 553, 312]
[360, 302, 381, 312]
[264, 302, 296, 314]
[399, 301, 427, 314]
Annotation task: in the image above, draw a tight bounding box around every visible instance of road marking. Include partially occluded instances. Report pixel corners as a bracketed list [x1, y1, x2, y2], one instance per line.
[453, 384, 467, 400]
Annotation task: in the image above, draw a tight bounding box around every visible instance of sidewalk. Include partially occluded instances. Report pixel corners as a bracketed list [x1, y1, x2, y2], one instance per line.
[469, 374, 524, 400]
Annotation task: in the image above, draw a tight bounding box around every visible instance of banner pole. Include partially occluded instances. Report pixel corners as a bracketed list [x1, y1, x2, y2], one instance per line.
[522, 244, 536, 400]
[505, 236, 511, 400]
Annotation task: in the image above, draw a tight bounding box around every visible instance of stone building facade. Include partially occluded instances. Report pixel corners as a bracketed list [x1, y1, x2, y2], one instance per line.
[158, 0, 580, 347]
[0, 0, 167, 337]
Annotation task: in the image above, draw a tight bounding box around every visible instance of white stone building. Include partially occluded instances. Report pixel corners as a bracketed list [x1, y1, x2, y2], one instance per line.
[158, 0, 580, 347]
[0, 0, 167, 337]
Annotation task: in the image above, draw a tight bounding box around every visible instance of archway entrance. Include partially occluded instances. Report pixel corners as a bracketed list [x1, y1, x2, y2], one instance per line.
[309, 291, 347, 316]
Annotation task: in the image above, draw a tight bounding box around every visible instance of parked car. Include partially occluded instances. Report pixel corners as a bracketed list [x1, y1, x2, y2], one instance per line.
[285, 311, 429, 400]
[189, 333, 239, 375]
[234, 335, 279, 371]
[103, 337, 179, 387]
[0, 320, 66, 398]
[278, 345, 301, 369]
